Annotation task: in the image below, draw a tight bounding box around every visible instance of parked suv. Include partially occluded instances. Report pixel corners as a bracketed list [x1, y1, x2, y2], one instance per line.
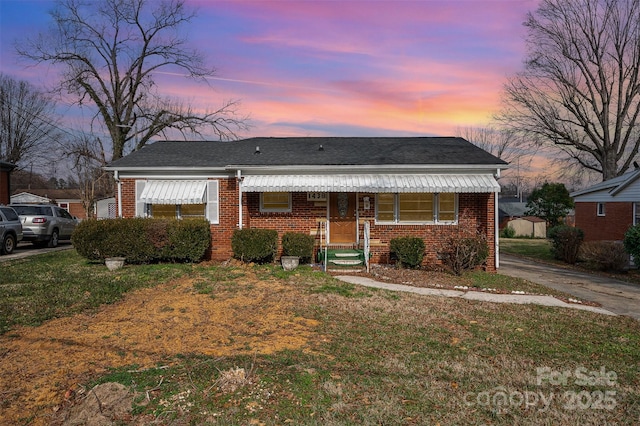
[10, 204, 78, 248]
[0, 205, 23, 254]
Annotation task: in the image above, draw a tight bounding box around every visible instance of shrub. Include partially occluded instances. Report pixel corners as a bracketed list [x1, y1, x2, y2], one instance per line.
[231, 228, 278, 263]
[390, 236, 425, 268]
[579, 241, 629, 272]
[281, 232, 315, 262]
[439, 233, 489, 276]
[547, 225, 584, 264]
[72, 218, 210, 263]
[162, 219, 213, 262]
[500, 226, 516, 238]
[624, 224, 640, 260]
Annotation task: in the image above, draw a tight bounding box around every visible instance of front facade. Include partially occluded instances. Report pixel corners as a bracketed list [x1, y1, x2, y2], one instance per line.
[106, 137, 507, 270]
[571, 170, 640, 242]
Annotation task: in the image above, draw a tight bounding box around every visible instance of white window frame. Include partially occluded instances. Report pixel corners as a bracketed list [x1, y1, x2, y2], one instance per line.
[375, 193, 458, 225]
[260, 192, 292, 213]
[597, 202, 606, 217]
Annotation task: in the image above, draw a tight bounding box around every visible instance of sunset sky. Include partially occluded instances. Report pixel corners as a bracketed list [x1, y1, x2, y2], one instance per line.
[0, 0, 541, 179]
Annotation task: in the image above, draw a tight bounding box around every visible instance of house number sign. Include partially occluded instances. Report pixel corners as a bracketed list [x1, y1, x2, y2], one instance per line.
[307, 192, 327, 201]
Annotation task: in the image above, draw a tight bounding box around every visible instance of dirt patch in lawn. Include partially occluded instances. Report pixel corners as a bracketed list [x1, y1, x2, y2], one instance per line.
[0, 263, 319, 425]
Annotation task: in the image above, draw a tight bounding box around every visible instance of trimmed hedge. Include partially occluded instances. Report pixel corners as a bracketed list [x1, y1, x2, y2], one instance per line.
[390, 236, 425, 268]
[281, 232, 315, 262]
[231, 228, 278, 263]
[72, 218, 211, 263]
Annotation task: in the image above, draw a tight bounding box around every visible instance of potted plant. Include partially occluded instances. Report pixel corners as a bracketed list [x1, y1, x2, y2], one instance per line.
[281, 232, 315, 270]
[105, 257, 125, 271]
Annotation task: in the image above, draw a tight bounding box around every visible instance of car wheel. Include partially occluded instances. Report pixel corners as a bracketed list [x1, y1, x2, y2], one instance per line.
[2, 234, 16, 255]
[48, 229, 59, 248]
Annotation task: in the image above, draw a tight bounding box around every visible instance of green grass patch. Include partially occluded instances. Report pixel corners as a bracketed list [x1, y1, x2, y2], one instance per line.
[500, 237, 555, 261]
[0, 250, 195, 334]
[464, 271, 570, 297]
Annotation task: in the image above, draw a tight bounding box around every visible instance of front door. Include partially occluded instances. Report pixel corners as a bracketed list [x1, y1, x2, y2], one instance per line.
[329, 193, 356, 243]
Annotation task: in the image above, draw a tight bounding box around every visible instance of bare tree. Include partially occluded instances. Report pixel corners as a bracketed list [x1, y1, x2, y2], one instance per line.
[498, 0, 640, 181]
[0, 73, 62, 166]
[455, 126, 527, 164]
[65, 133, 113, 218]
[17, 0, 247, 161]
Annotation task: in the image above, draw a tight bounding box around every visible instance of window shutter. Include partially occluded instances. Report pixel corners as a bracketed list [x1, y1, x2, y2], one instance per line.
[135, 180, 146, 217]
[206, 180, 219, 224]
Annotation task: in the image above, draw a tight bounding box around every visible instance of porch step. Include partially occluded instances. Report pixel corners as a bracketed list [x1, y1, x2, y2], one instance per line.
[319, 249, 366, 269]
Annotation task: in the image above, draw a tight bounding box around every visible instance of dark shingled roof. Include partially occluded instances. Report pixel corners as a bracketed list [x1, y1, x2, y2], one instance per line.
[107, 137, 508, 169]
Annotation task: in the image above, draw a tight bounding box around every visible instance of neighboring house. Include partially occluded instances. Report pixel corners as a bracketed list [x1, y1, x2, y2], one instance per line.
[571, 169, 640, 242]
[498, 201, 547, 238]
[11, 189, 87, 220]
[105, 137, 508, 270]
[498, 200, 527, 229]
[95, 196, 117, 219]
[0, 161, 16, 205]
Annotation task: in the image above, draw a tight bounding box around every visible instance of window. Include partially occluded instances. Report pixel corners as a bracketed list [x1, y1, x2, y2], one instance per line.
[135, 180, 218, 223]
[597, 202, 606, 216]
[150, 204, 176, 219]
[399, 193, 434, 222]
[376, 193, 395, 221]
[438, 193, 456, 222]
[149, 204, 206, 219]
[376, 193, 457, 224]
[260, 192, 291, 212]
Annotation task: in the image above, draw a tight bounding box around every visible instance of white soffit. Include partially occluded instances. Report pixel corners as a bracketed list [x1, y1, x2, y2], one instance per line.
[139, 180, 207, 204]
[241, 174, 500, 193]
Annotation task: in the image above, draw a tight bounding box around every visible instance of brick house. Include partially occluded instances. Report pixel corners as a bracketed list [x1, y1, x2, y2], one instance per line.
[571, 169, 640, 242]
[0, 161, 16, 205]
[11, 189, 87, 220]
[105, 137, 507, 270]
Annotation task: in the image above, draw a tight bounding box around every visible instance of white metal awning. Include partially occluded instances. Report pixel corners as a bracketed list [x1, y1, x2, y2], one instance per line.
[241, 174, 500, 193]
[139, 180, 207, 204]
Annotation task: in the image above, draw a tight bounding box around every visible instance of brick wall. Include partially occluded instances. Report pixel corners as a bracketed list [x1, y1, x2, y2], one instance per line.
[0, 170, 9, 205]
[67, 203, 86, 220]
[575, 202, 633, 242]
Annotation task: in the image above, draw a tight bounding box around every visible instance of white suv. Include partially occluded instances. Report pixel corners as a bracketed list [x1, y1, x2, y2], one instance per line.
[10, 204, 78, 248]
[0, 205, 23, 254]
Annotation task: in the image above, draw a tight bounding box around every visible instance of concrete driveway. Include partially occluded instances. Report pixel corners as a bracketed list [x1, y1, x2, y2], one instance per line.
[499, 254, 640, 320]
[0, 242, 73, 262]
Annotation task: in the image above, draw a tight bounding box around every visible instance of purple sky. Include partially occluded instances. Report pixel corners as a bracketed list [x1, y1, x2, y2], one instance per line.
[0, 0, 540, 174]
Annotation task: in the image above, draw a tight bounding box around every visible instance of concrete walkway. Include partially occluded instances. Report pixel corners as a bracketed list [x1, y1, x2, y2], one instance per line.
[499, 254, 640, 320]
[335, 274, 616, 316]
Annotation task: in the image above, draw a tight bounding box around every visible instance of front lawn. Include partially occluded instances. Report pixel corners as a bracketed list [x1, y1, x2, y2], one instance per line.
[499, 237, 555, 262]
[0, 252, 638, 425]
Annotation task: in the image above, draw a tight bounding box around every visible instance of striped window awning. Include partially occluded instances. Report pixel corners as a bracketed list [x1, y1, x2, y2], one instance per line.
[138, 180, 207, 204]
[241, 174, 500, 193]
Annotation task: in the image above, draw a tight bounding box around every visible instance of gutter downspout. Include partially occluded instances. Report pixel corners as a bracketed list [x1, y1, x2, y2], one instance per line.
[495, 168, 500, 269]
[115, 171, 122, 218]
[237, 169, 243, 229]
[495, 191, 499, 269]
